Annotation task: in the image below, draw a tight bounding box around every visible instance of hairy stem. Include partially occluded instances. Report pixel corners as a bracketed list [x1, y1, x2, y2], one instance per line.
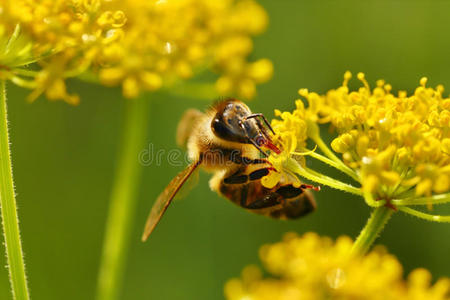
[96, 96, 150, 300]
[285, 157, 362, 196]
[307, 121, 358, 181]
[391, 193, 450, 206]
[305, 150, 360, 182]
[398, 207, 450, 223]
[351, 206, 394, 256]
[311, 134, 345, 166]
[363, 191, 386, 207]
[0, 80, 30, 300]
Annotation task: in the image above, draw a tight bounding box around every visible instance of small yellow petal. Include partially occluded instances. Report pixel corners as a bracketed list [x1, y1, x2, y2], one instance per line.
[261, 171, 280, 189]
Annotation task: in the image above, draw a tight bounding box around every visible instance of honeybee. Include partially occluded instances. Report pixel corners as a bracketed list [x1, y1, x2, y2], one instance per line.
[142, 99, 317, 241]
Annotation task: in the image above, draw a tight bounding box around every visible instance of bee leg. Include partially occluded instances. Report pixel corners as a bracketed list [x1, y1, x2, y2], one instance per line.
[300, 184, 321, 191]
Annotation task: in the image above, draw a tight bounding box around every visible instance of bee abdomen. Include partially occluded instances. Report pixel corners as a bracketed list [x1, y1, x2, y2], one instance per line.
[218, 179, 316, 220]
[275, 184, 303, 198]
[272, 192, 316, 219]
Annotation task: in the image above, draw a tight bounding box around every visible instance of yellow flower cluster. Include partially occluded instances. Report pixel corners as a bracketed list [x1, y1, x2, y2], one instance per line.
[0, 0, 128, 104]
[265, 72, 450, 202]
[261, 101, 309, 188]
[0, 0, 272, 103]
[225, 232, 450, 300]
[314, 73, 450, 198]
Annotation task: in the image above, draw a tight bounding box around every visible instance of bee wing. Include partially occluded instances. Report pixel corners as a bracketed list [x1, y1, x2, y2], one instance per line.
[176, 109, 204, 148]
[174, 168, 199, 201]
[141, 160, 202, 242]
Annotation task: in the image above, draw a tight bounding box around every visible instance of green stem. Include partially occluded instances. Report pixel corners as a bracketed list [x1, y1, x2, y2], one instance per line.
[96, 96, 150, 300]
[398, 207, 450, 223]
[305, 150, 360, 182]
[285, 157, 362, 196]
[311, 134, 345, 166]
[0, 80, 30, 300]
[307, 122, 359, 181]
[351, 206, 394, 256]
[391, 193, 450, 206]
[10, 76, 36, 89]
[307, 123, 345, 164]
[363, 191, 386, 207]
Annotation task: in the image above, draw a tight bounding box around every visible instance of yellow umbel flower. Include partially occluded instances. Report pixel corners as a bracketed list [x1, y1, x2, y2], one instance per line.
[261, 103, 309, 188]
[263, 72, 450, 224]
[225, 232, 450, 300]
[0, 0, 127, 103]
[0, 0, 273, 103]
[316, 73, 450, 199]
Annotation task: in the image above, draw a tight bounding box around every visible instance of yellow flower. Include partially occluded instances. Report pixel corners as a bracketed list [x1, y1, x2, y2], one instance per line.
[313, 73, 450, 198]
[0, 0, 127, 103]
[0, 0, 273, 103]
[262, 104, 309, 188]
[225, 232, 450, 300]
[264, 72, 450, 219]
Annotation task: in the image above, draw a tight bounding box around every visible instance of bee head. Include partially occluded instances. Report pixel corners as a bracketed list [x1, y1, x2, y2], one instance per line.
[211, 99, 281, 156]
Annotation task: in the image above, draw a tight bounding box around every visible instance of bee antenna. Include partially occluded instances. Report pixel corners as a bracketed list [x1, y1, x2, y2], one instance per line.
[244, 113, 275, 135]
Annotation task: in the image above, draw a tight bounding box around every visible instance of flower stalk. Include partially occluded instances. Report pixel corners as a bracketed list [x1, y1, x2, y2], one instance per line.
[96, 96, 150, 300]
[264, 73, 450, 255]
[0, 80, 31, 300]
[285, 157, 362, 196]
[303, 150, 360, 182]
[391, 193, 450, 206]
[307, 121, 357, 177]
[351, 206, 394, 256]
[398, 207, 450, 223]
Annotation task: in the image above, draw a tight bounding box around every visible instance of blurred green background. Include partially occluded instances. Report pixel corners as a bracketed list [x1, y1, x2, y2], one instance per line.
[1, 1, 450, 299]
